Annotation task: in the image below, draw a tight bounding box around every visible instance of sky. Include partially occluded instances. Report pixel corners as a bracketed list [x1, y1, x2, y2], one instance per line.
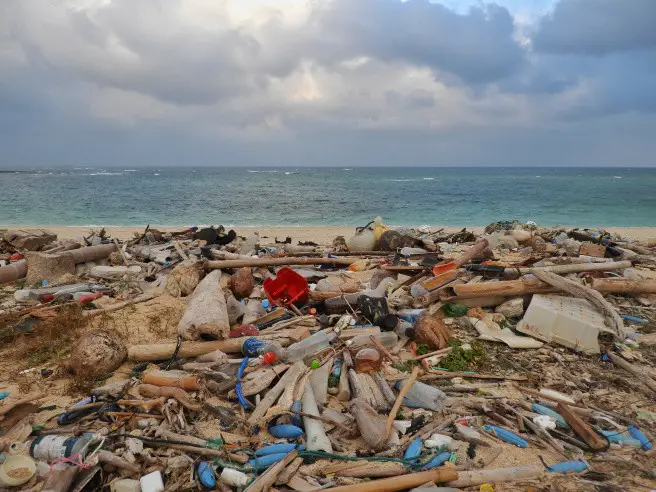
[1, 0, 655, 167]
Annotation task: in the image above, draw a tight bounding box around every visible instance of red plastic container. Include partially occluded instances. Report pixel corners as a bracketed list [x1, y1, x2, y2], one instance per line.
[263, 268, 309, 307]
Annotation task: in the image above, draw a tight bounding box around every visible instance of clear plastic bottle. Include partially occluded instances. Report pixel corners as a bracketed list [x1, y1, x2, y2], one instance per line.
[397, 380, 448, 412]
[348, 329, 398, 350]
[285, 330, 337, 362]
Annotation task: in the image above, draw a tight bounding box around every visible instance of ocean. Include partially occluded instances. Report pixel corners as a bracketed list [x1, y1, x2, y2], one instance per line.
[1, 167, 655, 227]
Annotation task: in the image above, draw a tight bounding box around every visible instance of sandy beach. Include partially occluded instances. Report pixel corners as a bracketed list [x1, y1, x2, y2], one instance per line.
[1, 225, 655, 243]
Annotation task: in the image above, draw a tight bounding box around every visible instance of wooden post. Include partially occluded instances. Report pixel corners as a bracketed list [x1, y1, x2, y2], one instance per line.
[316, 468, 458, 492]
[208, 257, 357, 269]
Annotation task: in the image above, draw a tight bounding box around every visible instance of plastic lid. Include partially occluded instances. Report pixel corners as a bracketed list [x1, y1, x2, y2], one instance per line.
[261, 299, 270, 309]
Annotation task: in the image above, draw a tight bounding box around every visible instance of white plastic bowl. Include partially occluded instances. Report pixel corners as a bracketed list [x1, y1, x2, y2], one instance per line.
[0, 455, 37, 487]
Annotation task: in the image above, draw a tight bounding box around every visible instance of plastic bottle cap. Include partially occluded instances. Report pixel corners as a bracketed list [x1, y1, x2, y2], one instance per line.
[261, 300, 270, 309]
[310, 360, 320, 369]
[308, 308, 317, 315]
[262, 352, 276, 365]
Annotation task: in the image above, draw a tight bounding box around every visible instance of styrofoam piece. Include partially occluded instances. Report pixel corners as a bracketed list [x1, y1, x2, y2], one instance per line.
[517, 294, 604, 354]
[140, 471, 164, 492]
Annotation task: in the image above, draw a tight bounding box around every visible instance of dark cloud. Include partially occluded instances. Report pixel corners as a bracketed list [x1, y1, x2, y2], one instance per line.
[310, 0, 525, 84]
[533, 0, 656, 55]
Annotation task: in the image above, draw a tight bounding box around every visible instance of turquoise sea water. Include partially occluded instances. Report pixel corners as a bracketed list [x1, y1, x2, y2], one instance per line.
[1, 167, 655, 227]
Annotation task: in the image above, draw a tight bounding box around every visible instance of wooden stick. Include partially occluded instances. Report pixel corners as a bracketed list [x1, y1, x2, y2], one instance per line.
[449, 266, 640, 300]
[245, 450, 298, 492]
[105, 412, 165, 419]
[425, 369, 527, 381]
[411, 347, 453, 361]
[556, 403, 608, 451]
[289, 410, 355, 435]
[208, 257, 357, 269]
[117, 398, 166, 412]
[450, 465, 541, 488]
[337, 351, 352, 402]
[607, 352, 656, 394]
[96, 450, 141, 473]
[248, 361, 306, 424]
[173, 241, 189, 261]
[512, 384, 587, 409]
[369, 335, 398, 363]
[386, 366, 419, 437]
[275, 457, 304, 486]
[319, 468, 458, 492]
[83, 290, 161, 318]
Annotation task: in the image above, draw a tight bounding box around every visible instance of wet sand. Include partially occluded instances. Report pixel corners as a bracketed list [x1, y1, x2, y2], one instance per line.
[1, 225, 655, 243]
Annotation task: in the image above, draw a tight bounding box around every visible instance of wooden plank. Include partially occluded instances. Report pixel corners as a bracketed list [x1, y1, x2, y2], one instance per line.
[556, 403, 608, 452]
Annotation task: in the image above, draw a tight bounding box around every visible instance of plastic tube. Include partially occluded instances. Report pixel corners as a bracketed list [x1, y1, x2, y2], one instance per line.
[301, 383, 332, 453]
[236, 358, 251, 409]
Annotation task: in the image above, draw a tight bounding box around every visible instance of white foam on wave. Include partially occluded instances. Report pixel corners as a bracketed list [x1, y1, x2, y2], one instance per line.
[422, 177, 435, 180]
[613, 176, 622, 179]
[390, 178, 414, 182]
[124, 169, 138, 172]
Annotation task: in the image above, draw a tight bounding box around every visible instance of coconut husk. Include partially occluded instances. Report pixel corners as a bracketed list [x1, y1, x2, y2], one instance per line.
[69, 331, 128, 377]
[414, 316, 451, 350]
[228, 267, 255, 299]
[166, 261, 205, 297]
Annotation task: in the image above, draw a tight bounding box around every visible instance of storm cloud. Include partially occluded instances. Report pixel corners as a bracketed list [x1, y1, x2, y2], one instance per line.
[0, 0, 655, 167]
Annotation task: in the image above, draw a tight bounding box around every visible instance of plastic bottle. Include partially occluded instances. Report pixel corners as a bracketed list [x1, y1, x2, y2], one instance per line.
[30, 436, 91, 461]
[240, 338, 286, 361]
[348, 329, 398, 350]
[285, 330, 337, 362]
[354, 348, 382, 372]
[395, 320, 414, 338]
[396, 380, 448, 412]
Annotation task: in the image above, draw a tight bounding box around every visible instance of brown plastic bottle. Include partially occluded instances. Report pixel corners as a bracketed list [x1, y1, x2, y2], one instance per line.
[354, 348, 382, 372]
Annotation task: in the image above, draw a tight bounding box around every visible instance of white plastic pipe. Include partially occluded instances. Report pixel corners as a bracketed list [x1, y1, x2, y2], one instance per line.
[301, 383, 332, 453]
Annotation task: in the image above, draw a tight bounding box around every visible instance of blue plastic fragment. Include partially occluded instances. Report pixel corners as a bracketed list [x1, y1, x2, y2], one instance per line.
[628, 424, 653, 450]
[290, 400, 303, 428]
[268, 424, 304, 439]
[248, 452, 289, 468]
[0, 392, 10, 400]
[197, 461, 216, 488]
[403, 438, 422, 462]
[547, 461, 587, 474]
[620, 315, 647, 324]
[256, 443, 298, 456]
[598, 430, 642, 448]
[421, 451, 451, 470]
[484, 425, 528, 448]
